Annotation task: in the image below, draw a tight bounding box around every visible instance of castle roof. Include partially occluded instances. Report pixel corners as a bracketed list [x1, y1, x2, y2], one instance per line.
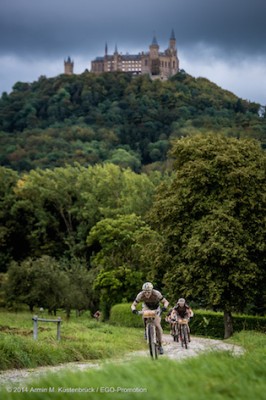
[93, 54, 141, 62]
[151, 35, 159, 46]
[65, 56, 73, 63]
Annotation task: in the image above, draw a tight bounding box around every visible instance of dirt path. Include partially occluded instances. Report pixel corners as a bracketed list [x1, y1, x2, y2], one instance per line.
[161, 333, 244, 360]
[0, 335, 244, 386]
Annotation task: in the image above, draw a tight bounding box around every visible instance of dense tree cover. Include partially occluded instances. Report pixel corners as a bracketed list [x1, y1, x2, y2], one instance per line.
[0, 71, 265, 171]
[0, 167, 27, 267]
[87, 214, 158, 318]
[2, 135, 265, 326]
[148, 134, 266, 337]
[1, 71, 265, 324]
[5, 256, 96, 316]
[0, 163, 158, 272]
[1, 163, 161, 314]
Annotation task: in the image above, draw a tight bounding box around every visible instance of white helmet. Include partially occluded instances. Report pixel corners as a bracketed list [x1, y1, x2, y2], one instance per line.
[142, 282, 153, 292]
[177, 298, 185, 305]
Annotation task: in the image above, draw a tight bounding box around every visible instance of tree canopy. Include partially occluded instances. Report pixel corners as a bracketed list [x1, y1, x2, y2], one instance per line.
[149, 133, 266, 337]
[0, 71, 265, 172]
[0, 163, 158, 271]
[1, 71, 266, 323]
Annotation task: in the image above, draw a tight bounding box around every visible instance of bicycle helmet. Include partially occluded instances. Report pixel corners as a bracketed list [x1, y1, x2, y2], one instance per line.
[177, 298, 186, 305]
[142, 282, 153, 292]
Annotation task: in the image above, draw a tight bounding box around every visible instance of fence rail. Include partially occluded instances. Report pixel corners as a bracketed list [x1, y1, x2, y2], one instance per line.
[32, 315, 61, 341]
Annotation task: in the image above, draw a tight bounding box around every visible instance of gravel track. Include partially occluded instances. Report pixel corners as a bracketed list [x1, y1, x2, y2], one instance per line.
[0, 334, 244, 387]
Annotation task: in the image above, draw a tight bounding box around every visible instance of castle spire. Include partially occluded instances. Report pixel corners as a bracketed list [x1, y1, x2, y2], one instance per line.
[151, 34, 159, 47]
[170, 28, 176, 41]
[169, 29, 176, 50]
[149, 33, 159, 61]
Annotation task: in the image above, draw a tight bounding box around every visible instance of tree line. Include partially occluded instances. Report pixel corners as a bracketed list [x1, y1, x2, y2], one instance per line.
[1, 134, 265, 338]
[0, 71, 265, 172]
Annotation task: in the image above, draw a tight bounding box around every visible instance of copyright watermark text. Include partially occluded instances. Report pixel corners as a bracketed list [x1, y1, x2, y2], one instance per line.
[5, 386, 148, 394]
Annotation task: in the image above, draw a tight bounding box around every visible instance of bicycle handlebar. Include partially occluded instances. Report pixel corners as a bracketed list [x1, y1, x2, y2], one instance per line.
[138, 309, 163, 317]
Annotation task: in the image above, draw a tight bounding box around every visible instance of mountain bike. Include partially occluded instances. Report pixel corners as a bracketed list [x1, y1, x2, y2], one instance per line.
[178, 319, 190, 349]
[139, 309, 160, 359]
[171, 319, 179, 342]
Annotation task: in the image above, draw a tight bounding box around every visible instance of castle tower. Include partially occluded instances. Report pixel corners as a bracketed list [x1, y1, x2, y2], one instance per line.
[64, 56, 74, 75]
[149, 35, 160, 76]
[149, 35, 159, 59]
[168, 29, 179, 74]
[169, 29, 176, 52]
[113, 44, 118, 71]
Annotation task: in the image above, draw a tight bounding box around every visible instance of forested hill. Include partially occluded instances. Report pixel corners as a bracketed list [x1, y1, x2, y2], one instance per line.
[0, 71, 265, 171]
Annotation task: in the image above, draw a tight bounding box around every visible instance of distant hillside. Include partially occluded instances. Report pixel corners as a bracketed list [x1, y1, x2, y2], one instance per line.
[0, 71, 265, 171]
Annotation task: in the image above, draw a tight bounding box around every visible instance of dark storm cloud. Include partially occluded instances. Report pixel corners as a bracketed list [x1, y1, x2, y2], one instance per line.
[1, 0, 266, 58]
[1, 0, 266, 103]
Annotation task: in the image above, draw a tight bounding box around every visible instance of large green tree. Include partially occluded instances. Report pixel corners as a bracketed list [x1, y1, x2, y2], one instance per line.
[5, 256, 69, 313]
[13, 163, 156, 261]
[87, 214, 155, 318]
[0, 167, 29, 272]
[149, 133, 266, 338]
[5, 256, 95, 315]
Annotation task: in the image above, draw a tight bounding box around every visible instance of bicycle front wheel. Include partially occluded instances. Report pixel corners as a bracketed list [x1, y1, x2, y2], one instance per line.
[148, 324, 158, 359]
[173, 323, 179, 342]
[180, 324, 188, 349]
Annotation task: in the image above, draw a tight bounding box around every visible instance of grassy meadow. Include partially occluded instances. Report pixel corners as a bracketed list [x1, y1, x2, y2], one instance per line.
[0, 309, 146, 370]
[0, 331, 265, 400]
[0, 309, 265, 399]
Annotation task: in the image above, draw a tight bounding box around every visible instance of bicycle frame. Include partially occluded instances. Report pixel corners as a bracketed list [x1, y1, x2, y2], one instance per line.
[178, 319, 189, 349]
[171, 320, 179, 342]
[139, 309, 159, 359]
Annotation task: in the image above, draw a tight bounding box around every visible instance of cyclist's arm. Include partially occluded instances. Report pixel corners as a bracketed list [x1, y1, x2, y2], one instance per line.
[185, 305, 192, 319]
[131, 292, 143, 312]
[170, 308, 177, 320]
[161, 297, 169, 308]
[131, 299, 139, 312]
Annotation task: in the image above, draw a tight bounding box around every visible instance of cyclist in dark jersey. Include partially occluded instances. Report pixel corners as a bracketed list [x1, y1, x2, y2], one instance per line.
[169, 298, 193, 341]
[131, 282, 169, 354]
[172, 298, 192, 320]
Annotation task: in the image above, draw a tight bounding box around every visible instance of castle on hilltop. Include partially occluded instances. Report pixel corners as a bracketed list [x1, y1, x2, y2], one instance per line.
[64, 30, 179, 80]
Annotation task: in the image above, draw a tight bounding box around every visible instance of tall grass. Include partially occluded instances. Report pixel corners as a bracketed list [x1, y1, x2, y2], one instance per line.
[0, 310, 146, 370]
[1, 331, 265, 400]
[1, 310, 265, 400]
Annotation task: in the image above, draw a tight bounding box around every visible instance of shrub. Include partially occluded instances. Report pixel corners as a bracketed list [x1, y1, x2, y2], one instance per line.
[109, 303, 143, 328]
[110, 304, 266, 338]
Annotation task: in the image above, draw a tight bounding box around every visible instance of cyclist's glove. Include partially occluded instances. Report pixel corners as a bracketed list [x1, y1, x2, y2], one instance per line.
[161, 307, 167, 313]
[132, 309, 139, 315]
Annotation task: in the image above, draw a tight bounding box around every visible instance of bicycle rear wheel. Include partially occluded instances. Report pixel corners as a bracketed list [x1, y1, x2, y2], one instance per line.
[148, 324, 158, 359]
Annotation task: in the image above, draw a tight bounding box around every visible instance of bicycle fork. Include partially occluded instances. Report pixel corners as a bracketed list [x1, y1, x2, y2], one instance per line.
[146, 323, 156, 344]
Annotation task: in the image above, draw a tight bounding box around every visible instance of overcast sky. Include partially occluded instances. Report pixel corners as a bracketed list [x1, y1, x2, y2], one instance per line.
[1, 0, 266, 104]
